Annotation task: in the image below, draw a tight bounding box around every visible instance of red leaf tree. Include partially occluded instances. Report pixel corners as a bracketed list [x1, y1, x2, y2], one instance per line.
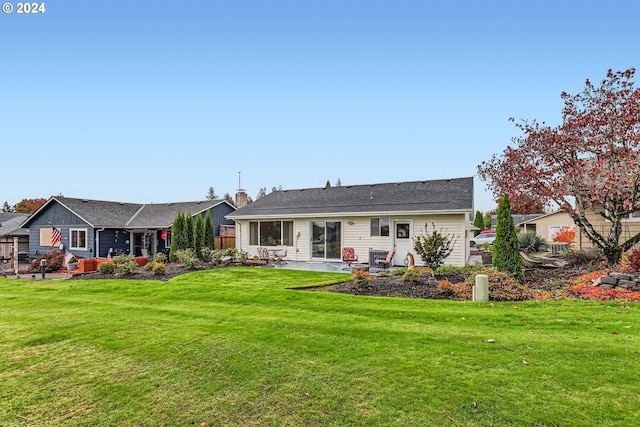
[14, 198, 46, 213]
[478, 69, 640, 265]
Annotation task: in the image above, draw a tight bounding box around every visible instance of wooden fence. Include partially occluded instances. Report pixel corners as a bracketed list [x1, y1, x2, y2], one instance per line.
[215, 237, 236, 250]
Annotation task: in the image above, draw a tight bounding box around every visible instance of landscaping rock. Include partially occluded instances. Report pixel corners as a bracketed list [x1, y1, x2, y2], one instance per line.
[600, 276, 619, 285]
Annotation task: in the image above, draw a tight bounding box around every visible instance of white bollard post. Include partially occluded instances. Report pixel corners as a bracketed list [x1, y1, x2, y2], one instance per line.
[474, 274, 489, 302]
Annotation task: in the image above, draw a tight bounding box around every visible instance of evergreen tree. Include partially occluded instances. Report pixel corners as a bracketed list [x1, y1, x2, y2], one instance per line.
[206, 186, 217, 200]
[335, 178, 342, 187]
[185, 211, 194, 250]
[204, 210, 215, 250]
[325, 180, 331, 188]
[473, 210, 484, 236]
[223, 193, 235, 206]
[492, 194, 523, 282]
[2, 201, 13, 213]
[170, 212, 186, 262]
[483, 211, 494, 230]
[194, 213, 204, 259]
[256, 187, 267, 200]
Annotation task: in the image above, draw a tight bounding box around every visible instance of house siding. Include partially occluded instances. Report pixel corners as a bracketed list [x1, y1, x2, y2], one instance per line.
[235, 213, 469, 267]
[26, 203, 96, 259]
[200, 203, 236, 236]
[522, 210, 640, 252]
[522, 212, 576, 243]
[581, 211, 640, 251]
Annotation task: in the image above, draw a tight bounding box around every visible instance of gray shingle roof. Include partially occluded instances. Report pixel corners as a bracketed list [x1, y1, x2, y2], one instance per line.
[228, 177, 473, 218]
[0, 213, 30, 237]
[126, 200, 225, 228]
[23, 197, 228, 229]
[56, 197, 144, 228]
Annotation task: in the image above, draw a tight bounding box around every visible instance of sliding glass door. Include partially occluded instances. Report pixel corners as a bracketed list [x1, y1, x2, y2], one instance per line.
[311, 221, 342, 260]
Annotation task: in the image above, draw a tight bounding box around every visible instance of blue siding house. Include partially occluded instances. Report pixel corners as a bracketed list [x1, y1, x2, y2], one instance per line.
[20, 197, 236, 260]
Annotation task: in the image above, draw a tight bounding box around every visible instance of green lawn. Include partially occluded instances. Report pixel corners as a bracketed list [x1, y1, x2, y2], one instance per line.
[1, 267, 640, 426]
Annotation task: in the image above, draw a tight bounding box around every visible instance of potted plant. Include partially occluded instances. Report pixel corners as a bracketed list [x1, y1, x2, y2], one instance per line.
[66, 255, 78, 270]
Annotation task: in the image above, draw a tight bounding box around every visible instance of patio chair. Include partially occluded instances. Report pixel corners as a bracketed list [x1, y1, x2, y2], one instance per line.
[342, 247, 358, 266]
[274, 246, 287, 264]
[257, 247, 275, 267]
[374, 250, 395, 271]
[341, 247, 358, 271]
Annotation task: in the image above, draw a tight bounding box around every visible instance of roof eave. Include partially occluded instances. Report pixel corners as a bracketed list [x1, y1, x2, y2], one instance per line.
[227, 208, 472, 220]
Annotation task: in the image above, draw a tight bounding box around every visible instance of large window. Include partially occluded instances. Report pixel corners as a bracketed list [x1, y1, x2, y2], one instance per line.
[370, 217, 390, 237]
[249, 221, 293, 246]
[70, 228, 87, 250]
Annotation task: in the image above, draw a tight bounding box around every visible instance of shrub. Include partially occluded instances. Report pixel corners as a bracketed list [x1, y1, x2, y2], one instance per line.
[97, 261, 115, 274]
[377, 271, 391, 278]
[625, 248, 640, 272]
[112, 254, 132, 266]
[351, 271, 370, 287]
[562, 248, 605, 267]
[236, 250, 248, 265]
[574, 270, 608, 284]
[199, 247, 216, 262]
[174, 249, 201, 270]
[436, 264, 489, 275]
[28, 251, 64, 273]
[152, 262, 166, 275]
[452, 282, 472, 300]
[153, 252, 167, 264]
[517, 231, 548, 253]
[552, 226, 576, 244]
[464, 271, 535, 301]
[413, 223, 456, 270]
[567, 284, 640, 301]
[390, 267, 407, 276]
[401, 268, 422, 284]
[437, 279, 455, 295]
[117, 260, 139, 275]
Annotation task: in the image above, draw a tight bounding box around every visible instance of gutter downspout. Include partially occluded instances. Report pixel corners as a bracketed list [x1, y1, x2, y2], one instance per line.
[96, 228, 105, 258]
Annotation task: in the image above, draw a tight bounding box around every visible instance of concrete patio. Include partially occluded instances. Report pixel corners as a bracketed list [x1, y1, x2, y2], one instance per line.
[268, 260, 398, 275]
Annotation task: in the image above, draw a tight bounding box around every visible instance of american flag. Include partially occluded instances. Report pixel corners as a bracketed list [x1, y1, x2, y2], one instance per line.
[51, 226, 61, 248]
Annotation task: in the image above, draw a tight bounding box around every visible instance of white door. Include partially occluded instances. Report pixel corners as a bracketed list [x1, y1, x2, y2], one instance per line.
[393, 221, 413, 266]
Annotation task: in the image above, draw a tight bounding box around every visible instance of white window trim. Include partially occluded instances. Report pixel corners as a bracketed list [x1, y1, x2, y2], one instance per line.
[69, 228, 88, 250]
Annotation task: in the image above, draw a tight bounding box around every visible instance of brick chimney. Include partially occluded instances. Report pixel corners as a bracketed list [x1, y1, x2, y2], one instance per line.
[235, 189, 248, 209]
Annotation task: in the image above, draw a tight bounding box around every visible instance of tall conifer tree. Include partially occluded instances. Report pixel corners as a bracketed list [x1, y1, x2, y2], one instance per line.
[492, 194, 523, 282]
[204, 210, 215, 250]
[170, 212, 186, 262]
[473, 210, 484, 236]
[194, 213, 204, 258]
[185, 211, 194, 251]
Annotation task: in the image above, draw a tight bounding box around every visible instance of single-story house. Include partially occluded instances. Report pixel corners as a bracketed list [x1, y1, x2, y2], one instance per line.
[0, 213, 30, 261]
[490, 214, 545, 232]
[520, 209, 640, 251]
[20, 196, 236, 260]
[227, 177, 475, 267]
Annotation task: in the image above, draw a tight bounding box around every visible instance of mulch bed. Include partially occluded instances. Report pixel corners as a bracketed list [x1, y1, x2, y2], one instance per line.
[307, 267, 585, 300]
[66, 262, 586, 300]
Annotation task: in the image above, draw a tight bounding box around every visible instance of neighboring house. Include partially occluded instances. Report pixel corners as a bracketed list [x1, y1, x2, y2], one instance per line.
[227, 177, 475, 267]
[0, 213, 30, 261]
[490, 214, 545, 232]
[20, 197, 236, 260]
[520, 209, 640, 251]
[519, 211, 576, 244]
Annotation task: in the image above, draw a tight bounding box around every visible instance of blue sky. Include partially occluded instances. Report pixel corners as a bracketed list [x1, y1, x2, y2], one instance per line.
[2, 1, 638, 212]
